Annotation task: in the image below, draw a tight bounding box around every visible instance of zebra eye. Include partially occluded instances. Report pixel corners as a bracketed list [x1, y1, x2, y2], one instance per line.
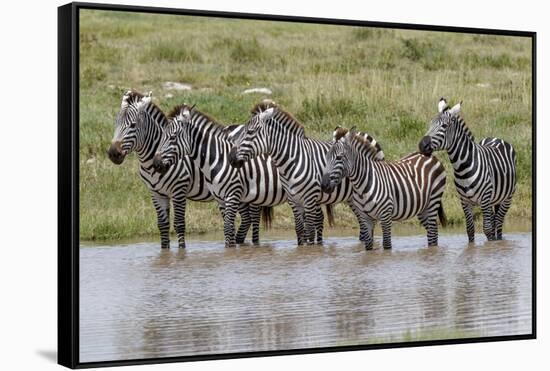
[129, 122, 136, 128]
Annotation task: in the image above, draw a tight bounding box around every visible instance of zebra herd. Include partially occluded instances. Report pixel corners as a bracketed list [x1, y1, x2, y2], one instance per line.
[108, 91, 517, 250]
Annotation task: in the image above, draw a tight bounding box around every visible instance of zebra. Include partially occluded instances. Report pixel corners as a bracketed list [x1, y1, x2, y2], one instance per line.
[107, 90, 264, 248]
[152, 104, 287, 248]
[229, 101, 372, 245]
[322, 127, 447, 249]
[418, 98, 517, 242]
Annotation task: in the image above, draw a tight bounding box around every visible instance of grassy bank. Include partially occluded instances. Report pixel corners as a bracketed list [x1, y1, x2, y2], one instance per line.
[79, 10, 533, 241]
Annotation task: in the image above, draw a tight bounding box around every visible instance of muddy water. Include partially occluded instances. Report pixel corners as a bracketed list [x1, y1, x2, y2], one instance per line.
[80, 229, 532, 363]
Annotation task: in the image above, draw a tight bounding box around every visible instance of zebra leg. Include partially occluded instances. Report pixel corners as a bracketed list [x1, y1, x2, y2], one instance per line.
[304, 203, 319, 245]
[363, 216, 376, 250]
[494, 195, 513, 240]
[289, 200, 305, 245]
[347, 200, 370, 242]
[315, 206, 325, 245]
[419, 210, 439, 247]
[250, 205, 262, 245]
[151, 192, 171, 249]
[223, 197, 240, 248]
[236, 204, 251, 244]
[460, 199, 475, 243]
[481, 201, 497, 241]
[492, 205, 498, 238]
[380, 216, 393, 250]
[172, 194, 187, 249]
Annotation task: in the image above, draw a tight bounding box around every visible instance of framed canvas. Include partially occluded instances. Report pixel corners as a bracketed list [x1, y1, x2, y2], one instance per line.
[58, 2, 536, 368]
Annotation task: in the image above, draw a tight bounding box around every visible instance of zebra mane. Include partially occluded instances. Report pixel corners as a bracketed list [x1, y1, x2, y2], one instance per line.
[250, 100, 305, 137]
[250, 99, 279, 114]
[122, 90, 168, 127]
[455, 115, 475, 142]
[441, 110, 475, 142]
[348, 130, 385, 161]
[122, 90, 144, 107]
[333, 127, 348, 141]
[137, 98, 168, 127]
[168, 104, 229, 136]
[269, 108, 305, 137]
[167, 104, 191, 120]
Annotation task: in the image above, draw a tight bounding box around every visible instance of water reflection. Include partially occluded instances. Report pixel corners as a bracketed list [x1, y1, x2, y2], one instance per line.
[80, 232, 532, 362]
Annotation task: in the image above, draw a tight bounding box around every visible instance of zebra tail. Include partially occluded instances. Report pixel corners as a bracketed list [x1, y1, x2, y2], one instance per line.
[325, 205, 335, 227]
[438, 204, 447, 228]
[261, 206, 273, 230]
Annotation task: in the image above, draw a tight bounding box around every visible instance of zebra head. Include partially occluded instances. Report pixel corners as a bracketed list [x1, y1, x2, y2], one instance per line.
[108, 90, 152, 164]
[321, 127, 350, 194]
[153, 105, 194, 174]
[419, 98, 462, 155]
[229, 101, 277, 168]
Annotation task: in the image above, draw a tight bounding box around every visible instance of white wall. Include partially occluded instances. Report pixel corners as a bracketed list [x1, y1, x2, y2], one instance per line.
[0, 0, 545, 370]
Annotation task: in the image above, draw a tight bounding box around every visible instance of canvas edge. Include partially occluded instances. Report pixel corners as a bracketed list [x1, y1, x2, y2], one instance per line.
[58, 3, 79, 369]
[57, 2, 537, 369]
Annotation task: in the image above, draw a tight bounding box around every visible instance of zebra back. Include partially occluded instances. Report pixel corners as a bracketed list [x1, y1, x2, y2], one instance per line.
[167, 105, 287, 207]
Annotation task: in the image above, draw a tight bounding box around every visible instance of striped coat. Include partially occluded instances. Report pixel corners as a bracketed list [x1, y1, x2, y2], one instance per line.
[153, 105, 287, 247]
[419, 99, 516, 241]
[108, 91, 260, 248]
[230, 102, 372, 245]
[323, 127, 447, 249]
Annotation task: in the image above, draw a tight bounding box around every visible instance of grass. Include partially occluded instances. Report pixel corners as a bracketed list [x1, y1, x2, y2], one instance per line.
[79, 9, 533, 241]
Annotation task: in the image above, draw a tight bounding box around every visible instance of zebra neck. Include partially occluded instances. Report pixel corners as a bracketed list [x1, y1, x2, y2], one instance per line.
[136, 131, 161, 163]
[188, 122, 229, 181]
[447, 127, 479, 173]
[267, 133, 304, 176]
[136, 108, 165, 169]
[348, 155, 374, 195]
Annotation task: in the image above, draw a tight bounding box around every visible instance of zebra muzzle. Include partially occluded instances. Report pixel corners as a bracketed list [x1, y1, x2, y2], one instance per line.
[321, 173, 334, 193]
[419, 136, 433, 156]
[107, 143, 126, 165]
[228, 147, 245, 168]
[153, 153, 169, 174]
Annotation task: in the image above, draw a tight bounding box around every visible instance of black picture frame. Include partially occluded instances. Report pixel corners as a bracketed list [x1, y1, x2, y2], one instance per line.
[58, 2, 537, 369]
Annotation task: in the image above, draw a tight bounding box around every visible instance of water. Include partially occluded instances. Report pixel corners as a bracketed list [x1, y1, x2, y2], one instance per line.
[79, 228, 532, 363]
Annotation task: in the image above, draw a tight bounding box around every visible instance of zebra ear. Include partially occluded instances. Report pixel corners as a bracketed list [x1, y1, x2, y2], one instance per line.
[182, 110, 191, 121]
[120, 91, 131, 108]
[145, 91, 153, 98]
[449, 101, 462, 115]
[141, 94, 152, 106]
[438, 97, 448, 113]
[345, 126, 358, 144]
[178, 105, 195, 122]
[333, 126, 341, 141]
[176, 111, 187, 123]
[259, 107, 274, 121]
[343, 127, 354, 145]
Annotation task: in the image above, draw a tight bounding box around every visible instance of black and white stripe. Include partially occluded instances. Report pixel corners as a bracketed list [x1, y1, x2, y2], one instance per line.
[108, 91, 260, 248]
[323, 127, 447, 249]
[419, 98, 517, 242]
[230, 102, 372, 245]
[153, 104, 287, 247]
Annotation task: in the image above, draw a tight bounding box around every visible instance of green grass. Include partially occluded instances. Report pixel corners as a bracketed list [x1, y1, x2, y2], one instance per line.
[79, 9, 533, 241]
